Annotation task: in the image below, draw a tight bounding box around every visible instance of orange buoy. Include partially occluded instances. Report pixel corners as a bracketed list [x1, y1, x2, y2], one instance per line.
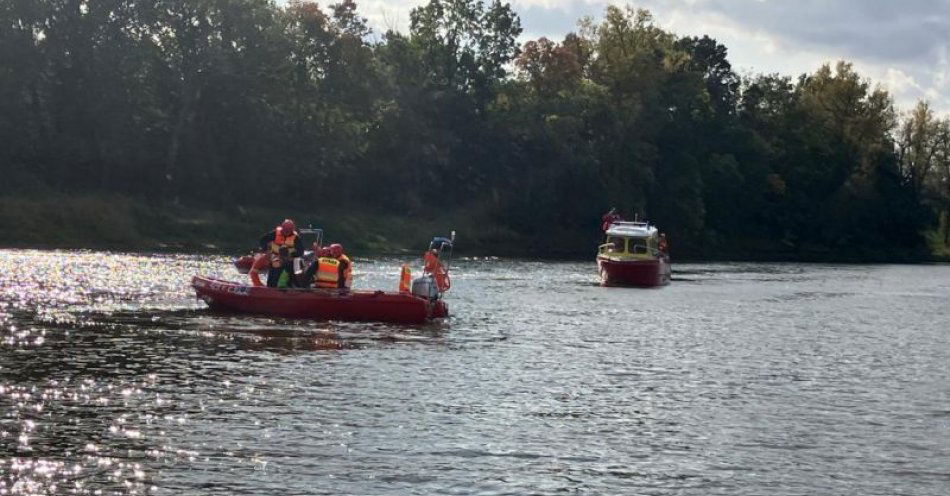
[399, 264, 411, 293]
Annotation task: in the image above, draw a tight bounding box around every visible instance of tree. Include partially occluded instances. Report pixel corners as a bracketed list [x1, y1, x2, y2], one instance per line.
[409, 0, 521, 102]
[899, 102, 950, 244]
[515, 37, 581, 96]
[898, 101, 950, 195]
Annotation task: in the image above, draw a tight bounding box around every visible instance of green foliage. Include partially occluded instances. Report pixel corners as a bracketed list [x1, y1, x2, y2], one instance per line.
[0, 1, 940, 259]
[410, 0, 522, 102]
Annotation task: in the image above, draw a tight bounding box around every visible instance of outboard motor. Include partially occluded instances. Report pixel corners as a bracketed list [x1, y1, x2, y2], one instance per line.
[411, 275, 440, 300]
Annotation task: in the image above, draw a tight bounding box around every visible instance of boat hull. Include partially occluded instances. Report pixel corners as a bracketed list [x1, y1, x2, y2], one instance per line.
[597, 257, 671, 287]
[192, 276, 447, 324]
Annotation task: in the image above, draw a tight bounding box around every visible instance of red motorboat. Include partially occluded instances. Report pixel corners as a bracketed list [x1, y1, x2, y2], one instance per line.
[199, 231, 456, 324]
[192, 276, 448, 324]
[597, 221, 671, 287]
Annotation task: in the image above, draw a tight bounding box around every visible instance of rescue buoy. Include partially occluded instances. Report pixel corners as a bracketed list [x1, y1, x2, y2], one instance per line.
[399, 264, 411, 293]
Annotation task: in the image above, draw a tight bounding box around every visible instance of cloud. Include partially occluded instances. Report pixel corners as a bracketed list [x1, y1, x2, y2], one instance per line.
[514, 0, 950, 113]
[282, 0, 950, 113]
[883, 68, 922, 96]
[699, 0, 950, 63]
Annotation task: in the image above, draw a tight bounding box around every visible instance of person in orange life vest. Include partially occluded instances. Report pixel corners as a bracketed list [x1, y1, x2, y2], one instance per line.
[302, 245, 351, 289]
[602, 208, 622, 231]
[658, 233, 669, 254]
[423, 248, 450, 292]
[328, 244, 352, 289]
[258, 219, 303, 288]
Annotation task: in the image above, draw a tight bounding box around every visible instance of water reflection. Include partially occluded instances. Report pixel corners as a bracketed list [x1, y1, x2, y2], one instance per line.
[2, 250, 950, 495]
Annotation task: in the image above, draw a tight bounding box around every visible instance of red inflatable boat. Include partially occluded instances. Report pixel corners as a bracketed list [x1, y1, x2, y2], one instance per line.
[192, 276, 448, 324]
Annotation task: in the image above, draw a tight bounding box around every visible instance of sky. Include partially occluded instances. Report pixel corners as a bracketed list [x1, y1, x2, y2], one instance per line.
[329, 0, 950, 115]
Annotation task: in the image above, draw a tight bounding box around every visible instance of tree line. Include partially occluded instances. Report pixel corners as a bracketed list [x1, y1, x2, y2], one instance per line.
[1, 0, 948, 258]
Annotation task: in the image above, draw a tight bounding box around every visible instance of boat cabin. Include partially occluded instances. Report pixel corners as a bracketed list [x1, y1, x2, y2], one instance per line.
[598, 221, 661, 259]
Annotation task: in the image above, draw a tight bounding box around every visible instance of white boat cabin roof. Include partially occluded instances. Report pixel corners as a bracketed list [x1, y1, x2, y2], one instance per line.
[605, 221, 658, 238]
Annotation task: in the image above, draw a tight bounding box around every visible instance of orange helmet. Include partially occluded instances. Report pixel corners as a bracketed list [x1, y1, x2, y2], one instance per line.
[280, 219, 296, 234]
[329, 244, 343, 258]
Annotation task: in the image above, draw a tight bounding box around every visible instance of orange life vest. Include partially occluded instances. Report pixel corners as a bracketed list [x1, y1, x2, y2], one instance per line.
[314, 257, 340, 288]
[270, 226, 297, 254]
[268, 227, 298, 268]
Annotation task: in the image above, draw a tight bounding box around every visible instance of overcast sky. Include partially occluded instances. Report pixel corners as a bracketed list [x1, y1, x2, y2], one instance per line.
[344, 0, 950, 114]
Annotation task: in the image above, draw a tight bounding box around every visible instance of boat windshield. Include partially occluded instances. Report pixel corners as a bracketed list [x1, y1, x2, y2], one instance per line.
[605, 236, 627, 253]
[627, 236, 654, 255]
[603, 235, 658, 255]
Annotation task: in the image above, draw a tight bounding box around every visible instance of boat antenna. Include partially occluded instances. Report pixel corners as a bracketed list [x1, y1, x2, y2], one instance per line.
[447, 231, 456, 269]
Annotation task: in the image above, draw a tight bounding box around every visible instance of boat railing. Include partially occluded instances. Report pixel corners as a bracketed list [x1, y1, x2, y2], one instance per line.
[598, 242, 619, 255]
[299, 227, 324, 248]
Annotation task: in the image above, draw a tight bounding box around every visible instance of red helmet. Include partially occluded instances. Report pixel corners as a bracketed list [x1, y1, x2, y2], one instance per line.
[280, 219, 296, 234]
[329, 243, 343, 258]
[318, 247, 331, 257]
[280, 219, 297, 236]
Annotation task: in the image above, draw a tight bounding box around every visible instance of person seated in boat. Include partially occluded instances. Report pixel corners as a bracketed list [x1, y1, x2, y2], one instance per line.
[328, 244, 353, 289]
[301, 244, 351, 290]
[259, 219, 304, 288]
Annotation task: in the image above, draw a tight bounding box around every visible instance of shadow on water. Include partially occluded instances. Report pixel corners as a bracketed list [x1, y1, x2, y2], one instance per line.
[24, 305, 453, 356]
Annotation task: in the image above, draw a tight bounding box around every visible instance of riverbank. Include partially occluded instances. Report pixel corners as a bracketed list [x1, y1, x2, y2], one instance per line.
[0, 195, 542, 257]
[0, 195, 945, 262]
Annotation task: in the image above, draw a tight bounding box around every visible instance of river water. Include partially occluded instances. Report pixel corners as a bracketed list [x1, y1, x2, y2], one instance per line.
[1, 249, 948, 495]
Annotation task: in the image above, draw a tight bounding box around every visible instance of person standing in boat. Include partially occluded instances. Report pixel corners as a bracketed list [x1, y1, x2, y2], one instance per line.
[259, 219, 304, 288]
[602, 208, 622, 231]
[423, 243, 451, 293]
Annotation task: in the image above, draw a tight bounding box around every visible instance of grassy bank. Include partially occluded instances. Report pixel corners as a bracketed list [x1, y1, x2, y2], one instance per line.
[926, 225, 950, 262]
[0, 195, 546, 257]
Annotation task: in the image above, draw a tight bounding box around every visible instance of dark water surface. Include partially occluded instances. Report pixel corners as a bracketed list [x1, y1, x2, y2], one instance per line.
[1, 249, 949, 495]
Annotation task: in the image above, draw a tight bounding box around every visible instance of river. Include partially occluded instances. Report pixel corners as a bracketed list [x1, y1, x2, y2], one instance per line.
[1, 249, 949, 495]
